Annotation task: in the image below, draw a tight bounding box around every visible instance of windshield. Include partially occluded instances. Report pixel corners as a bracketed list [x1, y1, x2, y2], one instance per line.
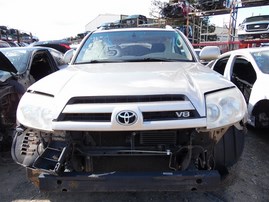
[251, 50, 269, 74]
[0, 49, 30, 73]
[0, 49, 30, 81]
[245, 15, 269, 23]
[74, 29, 194, 64]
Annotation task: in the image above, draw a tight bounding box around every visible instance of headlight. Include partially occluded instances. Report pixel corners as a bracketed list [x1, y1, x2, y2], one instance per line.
[206, 88, 247, 129]
[17, 92, 55, 131]
[238, 24, 245, 31]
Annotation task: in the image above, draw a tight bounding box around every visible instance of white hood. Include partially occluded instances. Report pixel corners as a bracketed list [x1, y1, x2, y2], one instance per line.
[30, 62, 232, 94]
[27, 61, 233, 113]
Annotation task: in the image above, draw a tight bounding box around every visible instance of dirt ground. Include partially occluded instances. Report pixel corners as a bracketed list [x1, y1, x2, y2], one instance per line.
[0, 127, 268, 202]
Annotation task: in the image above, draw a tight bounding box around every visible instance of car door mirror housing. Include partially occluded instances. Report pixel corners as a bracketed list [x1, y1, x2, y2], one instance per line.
[199, 46, 221, 61]
[63, 49, 75, 63]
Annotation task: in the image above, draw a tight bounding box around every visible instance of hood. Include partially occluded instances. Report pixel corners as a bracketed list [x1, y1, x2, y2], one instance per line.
[0, 51, 17, 73]
[28, 62, 234, 113]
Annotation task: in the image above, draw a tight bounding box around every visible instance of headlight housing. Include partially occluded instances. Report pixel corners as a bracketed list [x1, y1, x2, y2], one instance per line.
[17, 92, 55, 131]
[238, 24, 245, 31]
[206, 88, 247, 129]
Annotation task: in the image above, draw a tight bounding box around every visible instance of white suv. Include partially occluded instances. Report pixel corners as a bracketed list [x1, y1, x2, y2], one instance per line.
[11, 26, 247, 192]
[238, 15, 269, 41]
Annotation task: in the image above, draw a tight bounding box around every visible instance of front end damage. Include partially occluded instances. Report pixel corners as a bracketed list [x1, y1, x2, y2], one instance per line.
[12, 88, 247, 192]
[12, 126, 235, 192]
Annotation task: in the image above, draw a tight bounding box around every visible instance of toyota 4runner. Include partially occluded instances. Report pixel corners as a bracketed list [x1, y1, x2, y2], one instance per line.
[11, 26, 247, 192]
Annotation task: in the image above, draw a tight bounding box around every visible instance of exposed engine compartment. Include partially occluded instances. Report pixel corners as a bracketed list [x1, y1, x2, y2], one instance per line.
[13, 128, 224, 175]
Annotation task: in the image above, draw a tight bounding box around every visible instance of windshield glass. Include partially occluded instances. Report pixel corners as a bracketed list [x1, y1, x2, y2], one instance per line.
[74, 29, 194, 64]
[251, 50, 269, 74]
[0, 49, 30, 73]
[0, 48, 30, 81]
[245, 15, 269, 23]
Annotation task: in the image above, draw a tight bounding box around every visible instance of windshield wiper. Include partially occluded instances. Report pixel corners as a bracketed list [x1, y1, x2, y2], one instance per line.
[123, 58, 176, 62]
[75, 60, 117, 64]
[143, 58, 172, 62]
[75, 58, 181, 64]
[75, 60, 102, 64]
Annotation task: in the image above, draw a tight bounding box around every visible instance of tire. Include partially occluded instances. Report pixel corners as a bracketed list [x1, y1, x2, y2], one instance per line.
[213, 126, 245, 175]
[255, 111, 269, 128]
[0, 130, 13, 152]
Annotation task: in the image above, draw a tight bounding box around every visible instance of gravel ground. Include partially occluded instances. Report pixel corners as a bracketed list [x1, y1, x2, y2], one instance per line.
[0, 127, 268, 202]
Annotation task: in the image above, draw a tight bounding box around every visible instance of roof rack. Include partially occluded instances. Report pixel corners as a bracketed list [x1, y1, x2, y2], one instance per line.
[98, 22, 173, 31]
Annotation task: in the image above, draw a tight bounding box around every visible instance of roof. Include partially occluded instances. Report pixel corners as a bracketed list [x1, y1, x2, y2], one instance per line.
[93, 26, 174, 34]
[220, 46, 269, 57]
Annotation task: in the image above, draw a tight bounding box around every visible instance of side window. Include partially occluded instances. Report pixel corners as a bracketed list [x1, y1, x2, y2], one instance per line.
[212, 57, 229, 75]
[231, 57, 257, 104]
[232, 58, 257, 85]
[30, 52, 54, 81]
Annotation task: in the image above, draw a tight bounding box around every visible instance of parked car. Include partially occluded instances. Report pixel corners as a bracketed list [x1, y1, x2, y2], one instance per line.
[0, 47, 67, 151]
[30, 39, 71, 53]
[0, 40, 11, 48]
[121, 14, 148, 27]
[11, 26, 247, 192]
[6, 41, 20, 47]
[238, 15, 269, 41]
[98, 22, 121, 30]
[210, 46, 269, 128]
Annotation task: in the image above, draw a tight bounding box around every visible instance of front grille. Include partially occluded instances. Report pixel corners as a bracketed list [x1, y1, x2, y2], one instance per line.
[60, 111, 199, 122]
[61, 113, 111, 122]
[246, 23, 269, 32]
[57, 95, 199, 123]
[67, 95, 186, 104]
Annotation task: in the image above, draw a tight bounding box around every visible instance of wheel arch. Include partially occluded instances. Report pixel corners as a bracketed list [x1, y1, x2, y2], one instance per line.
[251, 99, 269, 128]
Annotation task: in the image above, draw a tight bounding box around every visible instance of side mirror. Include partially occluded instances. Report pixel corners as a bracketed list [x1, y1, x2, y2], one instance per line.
[63, 49, 75, 64]
[199, 46, 220, 62]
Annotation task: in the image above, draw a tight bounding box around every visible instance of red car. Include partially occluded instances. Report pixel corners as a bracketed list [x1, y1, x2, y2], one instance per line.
[31, 39, 71, 53]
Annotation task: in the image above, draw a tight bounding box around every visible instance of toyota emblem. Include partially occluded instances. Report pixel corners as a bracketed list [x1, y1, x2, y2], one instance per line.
[116, 111, 138, 126]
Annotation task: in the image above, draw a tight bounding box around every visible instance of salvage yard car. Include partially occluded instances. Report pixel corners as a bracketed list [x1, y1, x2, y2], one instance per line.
[210, 46, 269, 128]
[0, 47, 67, 151]
[11, 26, 247, 192]
[30, 39, 71, 53]
[238, 15, 269, 41]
